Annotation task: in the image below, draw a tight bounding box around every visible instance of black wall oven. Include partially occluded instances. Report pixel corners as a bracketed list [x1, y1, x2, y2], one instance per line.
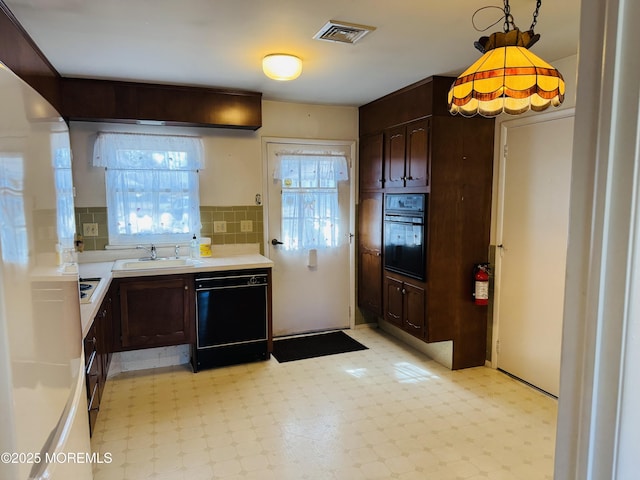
[383, 193, 427, 280]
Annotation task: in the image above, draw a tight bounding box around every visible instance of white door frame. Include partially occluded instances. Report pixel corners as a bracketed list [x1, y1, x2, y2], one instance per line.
[491, 108, 576, 369]
[261, 136, 357, 331]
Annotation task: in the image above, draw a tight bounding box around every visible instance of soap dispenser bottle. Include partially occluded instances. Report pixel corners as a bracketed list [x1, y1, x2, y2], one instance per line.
[190, 234, 199, 258]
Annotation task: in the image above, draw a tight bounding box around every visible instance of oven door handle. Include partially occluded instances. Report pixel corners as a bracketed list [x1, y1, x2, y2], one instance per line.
[384, 220, 424, 227]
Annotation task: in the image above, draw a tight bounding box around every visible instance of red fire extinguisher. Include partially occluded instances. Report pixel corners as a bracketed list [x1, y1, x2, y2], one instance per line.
[473, 263, 490, 305]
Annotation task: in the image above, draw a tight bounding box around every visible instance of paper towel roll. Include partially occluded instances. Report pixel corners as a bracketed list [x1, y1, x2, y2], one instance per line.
[307, 248, 318, 268]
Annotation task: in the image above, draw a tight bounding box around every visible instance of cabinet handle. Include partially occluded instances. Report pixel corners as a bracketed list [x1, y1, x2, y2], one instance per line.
[401, 288, 406, 295]
[184, 285, 189, 290]
[406, 320, 420, 330]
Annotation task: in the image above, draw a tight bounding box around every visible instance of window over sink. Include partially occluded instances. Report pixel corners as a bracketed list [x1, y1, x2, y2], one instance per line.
[93, 132, 203, 245]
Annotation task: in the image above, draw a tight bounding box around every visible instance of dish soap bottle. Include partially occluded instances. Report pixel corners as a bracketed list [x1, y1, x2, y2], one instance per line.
[190, 234, 199, 258]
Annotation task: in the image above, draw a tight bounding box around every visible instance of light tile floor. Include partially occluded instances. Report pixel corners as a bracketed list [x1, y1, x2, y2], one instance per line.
[91, 328, 557, 480]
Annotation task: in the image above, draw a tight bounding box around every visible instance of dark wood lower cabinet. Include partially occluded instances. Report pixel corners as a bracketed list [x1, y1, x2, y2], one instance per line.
[403, 282, 426, 337]
[384, 276, 404, 327]
[359, 250, 383, 315]
[84, 287, 113, 437]
[384, 274, 426, 339]
[116, 274, 194, 350]
[83, 323, 99, 437]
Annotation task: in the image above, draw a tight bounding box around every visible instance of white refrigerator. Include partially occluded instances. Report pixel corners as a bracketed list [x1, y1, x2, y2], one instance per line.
[0, 62, 93, 479]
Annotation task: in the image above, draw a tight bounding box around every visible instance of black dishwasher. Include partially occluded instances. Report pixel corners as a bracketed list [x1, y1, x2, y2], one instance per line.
[191, 269, 270, 371]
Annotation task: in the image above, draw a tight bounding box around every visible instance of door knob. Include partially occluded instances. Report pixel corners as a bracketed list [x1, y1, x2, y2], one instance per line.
[271, 238, 284, 245]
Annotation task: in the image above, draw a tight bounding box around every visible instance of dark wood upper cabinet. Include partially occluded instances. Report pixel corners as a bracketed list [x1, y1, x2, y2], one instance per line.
[384, 118, 430, 190]
[60, 78, 262, 129]
[405, 119, 430, 188]
[359, 76, 453, 136]
[385, 126, 407, 189]
[359, 133, 384, 190]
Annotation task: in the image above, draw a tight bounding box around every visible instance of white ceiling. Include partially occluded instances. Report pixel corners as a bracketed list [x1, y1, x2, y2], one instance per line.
[5, 0, 581, 107]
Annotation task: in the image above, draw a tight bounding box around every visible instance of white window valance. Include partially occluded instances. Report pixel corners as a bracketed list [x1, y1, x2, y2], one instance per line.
[272, 152, 349, 183]
[93, 132, 204, 170]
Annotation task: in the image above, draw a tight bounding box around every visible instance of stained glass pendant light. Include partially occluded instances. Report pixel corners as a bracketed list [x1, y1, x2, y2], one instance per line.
[448, 0, 565, 117]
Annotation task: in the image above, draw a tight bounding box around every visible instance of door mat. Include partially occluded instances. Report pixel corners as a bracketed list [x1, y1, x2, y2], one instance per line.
[272, 331, 368, 363]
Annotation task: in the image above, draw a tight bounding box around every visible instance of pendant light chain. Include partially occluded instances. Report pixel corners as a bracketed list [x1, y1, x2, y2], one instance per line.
[503, 0, 513, 32]
[502, 0, 543, 33]
[530, 0, 542, 31]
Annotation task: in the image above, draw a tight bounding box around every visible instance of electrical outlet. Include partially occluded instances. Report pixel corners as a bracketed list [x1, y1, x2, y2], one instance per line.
[240, 220, 253, 232]
[213, 221, 227, 233]
[83, 222, 98, 237]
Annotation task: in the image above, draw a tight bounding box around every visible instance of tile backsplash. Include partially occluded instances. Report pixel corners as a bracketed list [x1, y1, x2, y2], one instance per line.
[75, 207, 109, 251]
[74, 205, 264, 252]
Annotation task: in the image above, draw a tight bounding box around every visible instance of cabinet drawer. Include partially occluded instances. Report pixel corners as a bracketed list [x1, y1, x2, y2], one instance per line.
[85, 351, 99, 400]
[83, 330, 97, 368]
[87, 378, 100, 437]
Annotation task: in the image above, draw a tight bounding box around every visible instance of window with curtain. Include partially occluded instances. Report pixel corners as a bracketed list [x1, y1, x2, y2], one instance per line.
[0, 154, 27, 263]
[274, 153, 348, 251]
[51, 132, 75, 250]
[93, 132, 203, 245]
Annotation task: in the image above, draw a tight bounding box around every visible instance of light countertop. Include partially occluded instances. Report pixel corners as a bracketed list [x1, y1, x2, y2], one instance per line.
[78, 253, 273, 338]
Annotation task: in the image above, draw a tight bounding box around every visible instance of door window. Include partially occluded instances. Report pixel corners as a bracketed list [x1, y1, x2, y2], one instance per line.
[275, 154, 348, 251]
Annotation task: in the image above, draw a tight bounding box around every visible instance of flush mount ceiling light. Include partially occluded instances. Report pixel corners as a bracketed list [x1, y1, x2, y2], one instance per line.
[448, 0, 565, 117]
[262, 54, 303, 81]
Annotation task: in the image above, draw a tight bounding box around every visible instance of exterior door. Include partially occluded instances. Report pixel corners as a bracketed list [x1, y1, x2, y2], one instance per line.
[495, 111, 574, 397]
[264, 140, 354, 337]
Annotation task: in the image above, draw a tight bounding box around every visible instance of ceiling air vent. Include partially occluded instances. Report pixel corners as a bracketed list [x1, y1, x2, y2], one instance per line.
[313, 20, 376, 44]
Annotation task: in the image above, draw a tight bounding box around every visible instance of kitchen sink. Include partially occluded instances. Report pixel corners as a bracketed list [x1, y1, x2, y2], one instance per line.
[112, 257, 196, 271]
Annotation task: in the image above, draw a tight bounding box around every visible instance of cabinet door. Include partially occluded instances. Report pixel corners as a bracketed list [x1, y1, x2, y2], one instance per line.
[359, 252, 382, 315]
[405, 118, 430, 188]
[403, 282, 426, 338]
[119, 276, 192, 349]
[95, 291, 113, 397]
[358, 192, 383, 315]
[384, 276, 404, 326]
[83, 322, 100, 437]
[385, 126, 406, 188]
[359, 133, 384, 190]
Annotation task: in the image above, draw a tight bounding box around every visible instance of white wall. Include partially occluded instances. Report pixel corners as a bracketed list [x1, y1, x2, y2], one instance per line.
[490, 53, 578, 243]
[70, 100, 358, 208]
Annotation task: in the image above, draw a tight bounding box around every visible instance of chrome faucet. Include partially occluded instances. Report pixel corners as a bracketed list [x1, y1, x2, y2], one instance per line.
[136, 244, 157, 260]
